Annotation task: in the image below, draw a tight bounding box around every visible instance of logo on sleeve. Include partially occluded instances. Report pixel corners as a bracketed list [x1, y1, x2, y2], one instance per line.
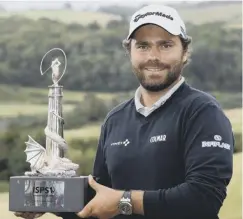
[202, 135, 230, 150]
[214, 135, 222, 141]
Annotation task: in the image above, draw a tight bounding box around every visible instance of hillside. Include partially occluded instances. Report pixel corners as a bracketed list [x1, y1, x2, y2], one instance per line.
[0, 3, 241, 28]
[0, 10, 121, 27]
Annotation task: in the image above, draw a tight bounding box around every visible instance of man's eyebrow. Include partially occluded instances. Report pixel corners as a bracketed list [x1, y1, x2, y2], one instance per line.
[135, 41, 149, 45]
[156, 40, 174, 44]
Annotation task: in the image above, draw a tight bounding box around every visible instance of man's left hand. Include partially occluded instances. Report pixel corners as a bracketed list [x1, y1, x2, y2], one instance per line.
[77, 175, 123, 219]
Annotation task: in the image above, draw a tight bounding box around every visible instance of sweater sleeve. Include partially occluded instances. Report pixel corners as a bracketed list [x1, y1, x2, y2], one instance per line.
[143, 103, 234, 219]
[56, 212, 80, 219]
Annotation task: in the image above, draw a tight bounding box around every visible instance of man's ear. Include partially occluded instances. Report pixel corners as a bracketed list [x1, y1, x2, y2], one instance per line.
[183, 55, 187, 63]
[182, 51, 188, 63]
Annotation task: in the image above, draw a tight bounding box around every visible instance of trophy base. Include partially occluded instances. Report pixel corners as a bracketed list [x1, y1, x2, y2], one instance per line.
[9, 175, 94, 212]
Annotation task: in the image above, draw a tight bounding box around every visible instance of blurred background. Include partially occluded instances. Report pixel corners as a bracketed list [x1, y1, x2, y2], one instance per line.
[0, 0, 241, 218]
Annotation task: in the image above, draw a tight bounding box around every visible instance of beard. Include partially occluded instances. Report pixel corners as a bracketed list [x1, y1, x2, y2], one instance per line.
[132, 59, 184, 92]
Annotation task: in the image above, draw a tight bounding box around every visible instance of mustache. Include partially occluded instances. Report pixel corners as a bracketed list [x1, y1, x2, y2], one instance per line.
[139, 60, 171, 69]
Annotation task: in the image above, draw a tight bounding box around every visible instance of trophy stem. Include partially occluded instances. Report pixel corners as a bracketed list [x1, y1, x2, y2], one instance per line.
[46, 85, 65, 160]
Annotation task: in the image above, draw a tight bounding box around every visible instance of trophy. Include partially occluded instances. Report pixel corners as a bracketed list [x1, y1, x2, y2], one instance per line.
[9, 48, 91, 213]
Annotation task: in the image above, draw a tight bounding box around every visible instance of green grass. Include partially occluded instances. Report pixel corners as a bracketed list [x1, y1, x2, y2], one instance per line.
[0, 85, 118, 118]
[65, 122, 102, 142]
[219, 152, 242, 219]
[1, 153, 241, 219]
[0, 84, 240, 135]
[0, 103, 75, 118]
[0, 84, 117, 104]
[212, 92, 242, 109]
[0, 180, 9, 193]
[0, 84, 241, 137]
[0, 10, 121, 27]
[224, 108, 242, 134]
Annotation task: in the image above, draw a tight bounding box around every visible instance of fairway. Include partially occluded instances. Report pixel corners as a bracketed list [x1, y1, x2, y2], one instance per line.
[0, 84, 118, 104]
[0, 103, 75, 118]
[1, 153, 241, 219]
[0, 85, 119, 118]
[219, 152, 242, 219]
[224, 108, 242, 133]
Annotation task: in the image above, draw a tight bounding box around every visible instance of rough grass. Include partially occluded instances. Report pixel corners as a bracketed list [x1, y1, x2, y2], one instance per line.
[0, 10, 121, 27]
[1, 153, 241, 219]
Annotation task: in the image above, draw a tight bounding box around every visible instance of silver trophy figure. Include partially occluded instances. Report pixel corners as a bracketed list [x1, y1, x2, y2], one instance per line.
[24, 52, 78, 177]
[9, 48, 90, 213]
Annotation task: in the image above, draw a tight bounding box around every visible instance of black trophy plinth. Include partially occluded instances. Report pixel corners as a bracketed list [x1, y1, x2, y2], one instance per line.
[9, 175, 94, 212]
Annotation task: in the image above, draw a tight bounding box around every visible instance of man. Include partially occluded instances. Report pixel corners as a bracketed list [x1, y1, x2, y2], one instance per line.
[15, 4, 234, 219]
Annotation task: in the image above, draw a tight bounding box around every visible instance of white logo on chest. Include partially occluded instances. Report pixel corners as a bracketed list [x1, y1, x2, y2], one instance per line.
[150, 135, 166, 143]
[111, 139, 130, 147]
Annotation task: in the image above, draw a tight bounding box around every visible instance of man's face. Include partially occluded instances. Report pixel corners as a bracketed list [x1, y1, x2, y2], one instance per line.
[130, 24, 187, 92]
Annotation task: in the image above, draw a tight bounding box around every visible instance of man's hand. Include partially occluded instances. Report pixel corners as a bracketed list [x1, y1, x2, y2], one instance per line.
[77, 175, 123, 219]
[14, 212, 44, 219]
[14, 212, 63, 219]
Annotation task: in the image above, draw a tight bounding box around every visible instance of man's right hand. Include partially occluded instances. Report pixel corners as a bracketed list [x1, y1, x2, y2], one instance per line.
[14, 212, 44, 219]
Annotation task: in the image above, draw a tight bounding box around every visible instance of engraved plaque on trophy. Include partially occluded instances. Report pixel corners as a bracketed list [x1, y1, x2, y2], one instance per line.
[9, 48, 93, 213]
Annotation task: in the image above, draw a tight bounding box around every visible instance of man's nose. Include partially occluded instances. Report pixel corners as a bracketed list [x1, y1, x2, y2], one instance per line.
[148, 46, 161, 60]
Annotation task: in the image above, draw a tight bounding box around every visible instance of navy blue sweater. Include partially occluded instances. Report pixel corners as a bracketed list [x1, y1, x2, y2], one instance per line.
[62, 82, 234, 219]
